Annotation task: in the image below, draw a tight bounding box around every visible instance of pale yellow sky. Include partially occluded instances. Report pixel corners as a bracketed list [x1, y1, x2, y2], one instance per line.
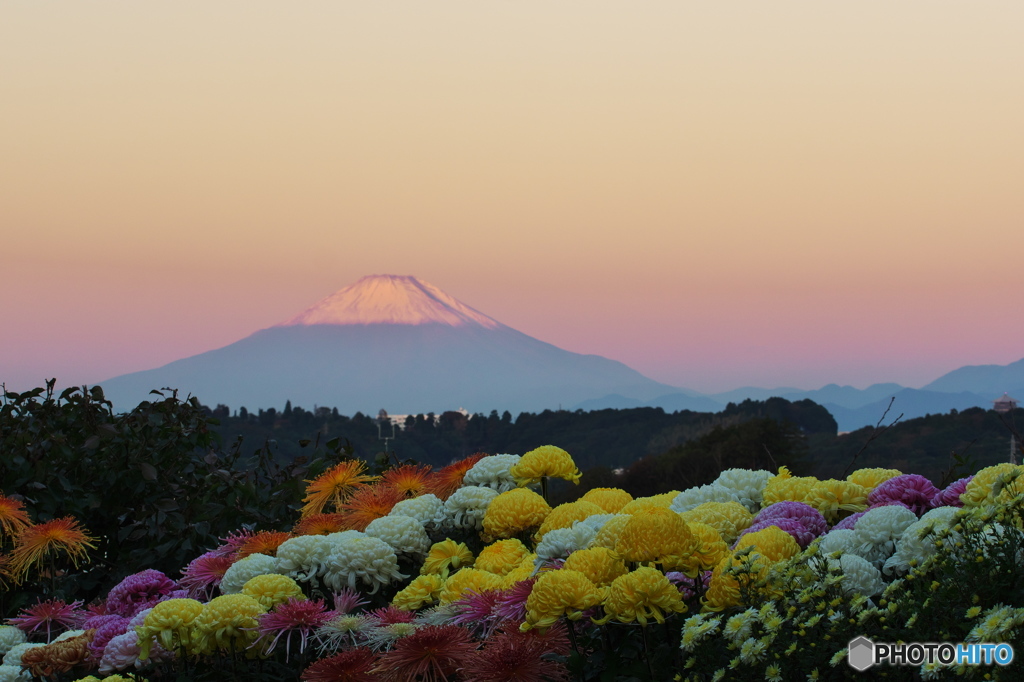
[2, 2, 1023, 392]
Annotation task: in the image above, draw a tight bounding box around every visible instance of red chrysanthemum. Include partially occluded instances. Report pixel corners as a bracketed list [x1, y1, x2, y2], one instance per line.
[8, 517, 96, 582]
[339, 485, 405, 532]
[373, 625, 477, 682]
[9, 598, 88, 642]
[451, 589, 504, 636]
[459, 625, 571, 682]
[255, 597, 333, 660]
[425, 454, 487, 501]
[301, 647, 379, 682]
[237, 530, 293, 559]
[380, 464, 435, 498]
[0, 493, 32, 538]
[367, 605, 416, 625]
[293, 513, 350, 536]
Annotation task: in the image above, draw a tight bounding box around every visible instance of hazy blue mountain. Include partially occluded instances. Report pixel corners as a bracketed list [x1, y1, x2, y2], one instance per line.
[709, 387, 802, 404]
[100, 276, 680, 415]
[572, 392, 724, 413]
[824, 389, 992, 432]
[922, 358, 1024, 399]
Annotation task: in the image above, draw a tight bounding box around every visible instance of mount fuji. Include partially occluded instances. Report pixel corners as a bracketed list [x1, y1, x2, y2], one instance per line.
[100, 275, 681, 414]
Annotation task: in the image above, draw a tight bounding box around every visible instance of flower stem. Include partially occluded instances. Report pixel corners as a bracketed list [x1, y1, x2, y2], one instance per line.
[640, 624, 655, 681]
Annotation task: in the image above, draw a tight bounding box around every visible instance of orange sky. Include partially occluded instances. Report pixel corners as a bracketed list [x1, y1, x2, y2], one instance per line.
[3, 2, 1023, 396]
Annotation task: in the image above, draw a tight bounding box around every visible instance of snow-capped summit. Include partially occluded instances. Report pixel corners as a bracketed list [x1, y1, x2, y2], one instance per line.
[279, 275, 502, 329]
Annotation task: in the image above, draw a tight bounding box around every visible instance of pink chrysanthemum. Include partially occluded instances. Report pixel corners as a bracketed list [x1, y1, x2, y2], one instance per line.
[868, 474, 939, 515]
[333, 587, 369, 615]
[302, 647, 379, 682]
[450, 589, 504, 636]
[179, 550, 235, 599]
[373, 625, 477, 682]
[8, 598, 87, 641]
[492, 579, 537, 626]
[368, 606, 416, 625]
[106, 569, 179, 617]
[255, 597, 334, 660]
[735, 517, 817, 549]
[932, 476, 972, 508]
[458, 624, 571, 682]
[754, 501, 828, 536]
[87, 616, 130, 661]
[211, 529, 256, 557]
[832, 510, 866, 531]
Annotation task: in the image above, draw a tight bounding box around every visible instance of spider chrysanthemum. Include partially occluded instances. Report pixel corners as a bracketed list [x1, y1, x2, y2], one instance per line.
[372, 624, 476, 682]
[0, 494, 31, 539]
[424, 453, 487, 501]
[293, 513, 349, 536]
[380, 464, 435, 498]
[8, 517, 96, 583]
[340, 485, 406, 532]
[236, 531, 294, 559]
[301, 647, 378, 682]
[301, 460, 379, 518]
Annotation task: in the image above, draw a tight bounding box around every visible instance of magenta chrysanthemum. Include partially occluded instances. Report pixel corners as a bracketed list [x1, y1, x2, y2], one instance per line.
[106, 569, 179, 617]
[8, 598, 87, 641]
[87, 615, 130, 661]
[211, 529, 257, 557]
[492, 578, 536, 625]
[754, 501, 828, 536]
[179, 551, 235, 599]
[736, 517, 817, 549]
[450, 589, 504, 636]
[932, 476, 972, 508]
[333, 587, 370, 614]
[867, 474, 939, 515]
[255, 597, 334, 660]
[367, 606, 416, 625]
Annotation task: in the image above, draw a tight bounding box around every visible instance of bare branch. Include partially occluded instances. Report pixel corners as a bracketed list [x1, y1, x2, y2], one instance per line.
[842, 397, 903, 478]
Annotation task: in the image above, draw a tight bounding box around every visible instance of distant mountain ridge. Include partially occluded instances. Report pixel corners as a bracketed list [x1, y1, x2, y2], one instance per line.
[100, 275, 677, 414]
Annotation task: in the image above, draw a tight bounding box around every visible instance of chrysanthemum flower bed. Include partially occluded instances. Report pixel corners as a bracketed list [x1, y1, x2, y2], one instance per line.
[2, 450, 1023, 681]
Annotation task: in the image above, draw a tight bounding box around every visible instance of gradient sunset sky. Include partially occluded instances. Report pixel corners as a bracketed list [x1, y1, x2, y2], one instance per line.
[3, 2, 1023, 396]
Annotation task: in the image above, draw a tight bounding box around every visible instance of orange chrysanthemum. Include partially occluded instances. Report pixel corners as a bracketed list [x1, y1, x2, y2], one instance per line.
[424, 453, 486, 501]
[380, 464, 435, 498]
[236, 531, 293, 559]
[301, 460, 379, 518]
[9, 517, 97, 583]
[0, 494, 32, 538]
[293, 513, 349, 536]
[340, 485, 406, 532]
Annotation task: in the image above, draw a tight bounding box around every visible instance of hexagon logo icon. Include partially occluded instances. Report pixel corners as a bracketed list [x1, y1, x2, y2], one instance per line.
[847, 636, 875, 671]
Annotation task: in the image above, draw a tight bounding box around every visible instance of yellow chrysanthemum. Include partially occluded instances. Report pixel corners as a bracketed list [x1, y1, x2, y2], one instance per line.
[619, 492, 679, 515]
[475, 539, 532, 577]
[761, 475, 818, 506]
[735, 526, 801, 564]
[847, 468, 903, 491]
[702, 557, 743, 612]
[510, 446, 581, 486]
[615, 507, 699, 574]
[502, 554, 539, 587]
[677, 502, 752, 545]
[563, 547, 628, 587]
[420, 539, 474, 579]
[803, 480, 869, 522]
[137, 598, 204, 659]
[241, 573, 305, 610]
[686, 522, 729, 573]
[961, 463, 1024, 506]
[592, 514, 633, 550]
[392, 574, 445, 611]
[521, 569, 605, 632]
[482, 488, 552, 539]
[536, 500, 605, 540]
[438, 568, 506, 605]
[580, 488, 634, 514]
[192, 594, 266, 655]
[595, 566, 687, 626]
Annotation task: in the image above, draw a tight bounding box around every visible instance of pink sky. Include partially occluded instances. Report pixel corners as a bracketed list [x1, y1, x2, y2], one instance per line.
[3, 2, 1023, 396]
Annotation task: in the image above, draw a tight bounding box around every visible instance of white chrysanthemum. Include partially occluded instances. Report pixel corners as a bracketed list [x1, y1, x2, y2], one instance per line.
[535, 523, 600, 562]
[219, 552, 281, 594]
[670, 484, 742, 513]
[321, 535, 406, 594]
[882, 507, 961, 576]
[98, 630, 141, 674]
[2, 643, 43, 667]
[276, 531, 363, 583]
[444, 485, 499, 531]
[0, 627, 25, 656]
[389, 494, 446, 530]
[572, 513, 616, 539]
[851, 506, 918, 567]
[828, 553, 884, 597]
[463, 454, 522, 492]
[0, 665, 31, 682]
[713, 469, 773, 512]
[52, 629, 86, 643]
[365, 515, 431, 558]
[817, 529, 858, 556]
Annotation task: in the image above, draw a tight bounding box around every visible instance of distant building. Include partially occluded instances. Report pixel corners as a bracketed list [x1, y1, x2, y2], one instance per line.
[993, 393, 1019, 414]
[381, 407, 472, 429]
